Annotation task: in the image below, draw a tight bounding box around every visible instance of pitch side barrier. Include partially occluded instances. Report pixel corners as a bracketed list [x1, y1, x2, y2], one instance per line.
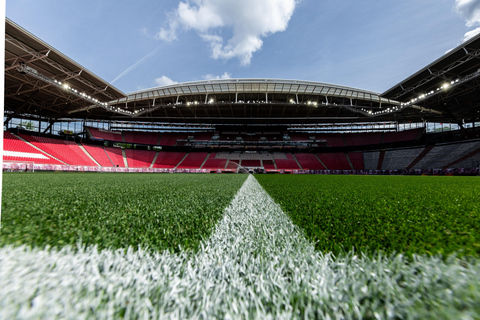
[289, 168, 479, 176]
[3, 162, 479, 176]
[2, 163, 208, 173]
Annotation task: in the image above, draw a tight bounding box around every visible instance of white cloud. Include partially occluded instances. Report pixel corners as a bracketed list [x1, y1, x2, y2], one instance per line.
[454, 0, 480, 27]
[154, 76, 178, 86]
[462, 26, 480, 42]
[157, 13, 180, 41]
[158, 0, 297, 65]
[203, 72, 232, 80]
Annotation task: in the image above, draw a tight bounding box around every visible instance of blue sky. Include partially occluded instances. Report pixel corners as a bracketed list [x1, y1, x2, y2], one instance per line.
[6, 0, 480, 94]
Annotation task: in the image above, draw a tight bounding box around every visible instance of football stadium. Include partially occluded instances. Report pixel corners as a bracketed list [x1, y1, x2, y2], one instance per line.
[2, 14, 480, 319]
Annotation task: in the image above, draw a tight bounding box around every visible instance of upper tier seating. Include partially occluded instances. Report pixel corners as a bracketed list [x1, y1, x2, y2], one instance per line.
[87, 127, 123, 142]
[3, 132, 62, 164]
[219, 133, 243, 141]
[177, 152, 209, 169]
[19, 134, 96, 166]
[123, 131, 161, 145]
[290, 130, 421, 147]
[344, 132, 383, 146]
[217, 131, 283, 142]
[383, 128, 421, 144]
[317, 134, 345, 147]
[82, 144, 114, 167]
[289, 132, 312, 141]
[218, 151, 277, 160]
[125, 149, 156, 168]
[191, 132, 214, 141]
[241, 160, 261, 167]
[290, 133, 344, 146]
[158, 132, 189, 146]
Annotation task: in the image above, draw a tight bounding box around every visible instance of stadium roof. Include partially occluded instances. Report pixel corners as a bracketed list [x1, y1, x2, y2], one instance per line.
[103, 79, 400, 125]
[4, 18, 126, 125]
[381, 32, 480, 126]
[4, 18, 480, 127]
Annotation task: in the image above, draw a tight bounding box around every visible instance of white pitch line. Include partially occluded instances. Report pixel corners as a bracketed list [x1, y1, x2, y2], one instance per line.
[203, 174, 316, 260]
[1, 175, 480, 319]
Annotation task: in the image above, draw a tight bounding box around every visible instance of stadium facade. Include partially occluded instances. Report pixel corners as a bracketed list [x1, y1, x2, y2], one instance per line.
[4, 18, 480, 174]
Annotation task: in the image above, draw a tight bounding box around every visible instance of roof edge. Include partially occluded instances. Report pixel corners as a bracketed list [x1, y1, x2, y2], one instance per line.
[6, 17, 126, 98]
[127, 78, 383, 96]
[381, 31, 480, 98]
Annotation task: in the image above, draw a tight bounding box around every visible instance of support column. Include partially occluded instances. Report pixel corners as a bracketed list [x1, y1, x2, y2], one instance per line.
[43, 119, 55, 134]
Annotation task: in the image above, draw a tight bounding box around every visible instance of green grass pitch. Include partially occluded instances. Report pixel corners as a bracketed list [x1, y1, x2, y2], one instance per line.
[1, 173, 480, 319]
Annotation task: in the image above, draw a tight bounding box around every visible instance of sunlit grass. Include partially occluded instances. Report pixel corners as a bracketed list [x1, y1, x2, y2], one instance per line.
[1, 175, 479, 319]
[256, 175, 480, 257]
[1, 172, 247, 252]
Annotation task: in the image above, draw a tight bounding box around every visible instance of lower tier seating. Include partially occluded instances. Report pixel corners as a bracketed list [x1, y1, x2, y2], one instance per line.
[348, 152, 364, 170]
[202, 153, 228, 170]
[274, 153, 300, 170]
[177, 152, 209, 169]
[125, 149, 156, 168]
[152, 152, 186, 168]
[317, 153, 352, 170]
[5, 131, 480, 171]
[105, 147, 125, 167]
[19, 134, 96, 166]
[295, 153, 325, 170]
[262, 160, 276, 170]
[3, 132, 62, 164]
[83, 144, 114, 167]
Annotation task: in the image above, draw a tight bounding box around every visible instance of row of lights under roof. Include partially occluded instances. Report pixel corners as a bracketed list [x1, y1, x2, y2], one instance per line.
[185, 99, 216, 106]
[109, 106, 135, 115]
[289, 99, 318, 106]
[106, 78, 457, 117]
[54, 79, 146, 116]
[401, 80, 459, 107]
[53, 79, 109, 107]
[368, 79, 460, 117]
[370, 106, 402, 116]
[184, 99, 326, 105]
